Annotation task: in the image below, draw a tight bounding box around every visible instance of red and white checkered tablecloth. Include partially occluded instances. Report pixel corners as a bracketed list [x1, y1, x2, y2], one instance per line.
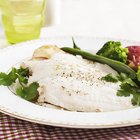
[0, 113, 140, 140]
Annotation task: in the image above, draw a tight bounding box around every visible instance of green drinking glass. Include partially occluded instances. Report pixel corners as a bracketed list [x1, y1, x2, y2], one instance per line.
[0, 0, 46, 44]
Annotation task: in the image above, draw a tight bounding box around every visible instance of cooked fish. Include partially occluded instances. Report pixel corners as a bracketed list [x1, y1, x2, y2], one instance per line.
[21, 45, 133, 112]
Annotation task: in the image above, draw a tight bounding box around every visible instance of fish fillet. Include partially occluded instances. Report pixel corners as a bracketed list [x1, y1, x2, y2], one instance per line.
[21, 46, 133, 112]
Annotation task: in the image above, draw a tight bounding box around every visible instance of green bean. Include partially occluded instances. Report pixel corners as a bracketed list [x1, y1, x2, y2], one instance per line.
[61, 47, 136, 79]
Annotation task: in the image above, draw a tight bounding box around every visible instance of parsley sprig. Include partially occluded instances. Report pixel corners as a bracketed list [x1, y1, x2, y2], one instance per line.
[101, 74, 119, 83]
[0, 67, 39, 102]
[16, 82, 39, 102]
[0, 67, 29, 86]
[101, 72, 140, 106]
[117, 78, 140, 106]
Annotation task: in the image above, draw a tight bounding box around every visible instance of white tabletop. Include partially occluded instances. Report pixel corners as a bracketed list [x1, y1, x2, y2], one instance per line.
[0, 0, 140, 48]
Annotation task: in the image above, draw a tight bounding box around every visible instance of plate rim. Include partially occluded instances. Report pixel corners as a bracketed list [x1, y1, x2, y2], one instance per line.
[0, 104, 140, 129]
[1, 36, 140, 129]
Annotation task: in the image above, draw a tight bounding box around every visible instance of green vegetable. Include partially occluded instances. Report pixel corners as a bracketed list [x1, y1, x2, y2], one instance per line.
[17, 74, 28, 85]
[0, 67, 29, 86]
[72, 38, 80, 50]
[16, 67, 29, 85]
[101, 72, 140, 105]
[101, 72, 129, 83]
[61, 47, 136, 79]
[131, 93, 140, 106]
[117, 72, 128, 81]
[96, 41, 128, 64]
[101, 74, 119, 83]
[0, 67, 39, 102]
[117, 78, 140, 106]
[16, 82, 39, 101]
[137, 66, 140, 81]
[122, 78, 138, 87]
[117, 82, 136, 97]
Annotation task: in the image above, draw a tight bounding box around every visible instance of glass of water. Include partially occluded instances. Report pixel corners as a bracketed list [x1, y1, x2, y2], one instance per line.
[0, 0, 46, 44]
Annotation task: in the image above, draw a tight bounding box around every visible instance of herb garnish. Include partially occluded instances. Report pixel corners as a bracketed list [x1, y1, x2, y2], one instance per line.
[101, 74, 119, 83]
[0, 67, 39, 102]
[16, 82, 39, 102]
[101, 72, 140, 106]
[0, 67, 29, 86]
[117, 78, 140, 106]
[137, 66, 140, 82]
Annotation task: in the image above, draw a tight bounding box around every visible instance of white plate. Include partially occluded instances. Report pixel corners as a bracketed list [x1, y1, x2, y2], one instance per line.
[0, 36, 140, 129]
